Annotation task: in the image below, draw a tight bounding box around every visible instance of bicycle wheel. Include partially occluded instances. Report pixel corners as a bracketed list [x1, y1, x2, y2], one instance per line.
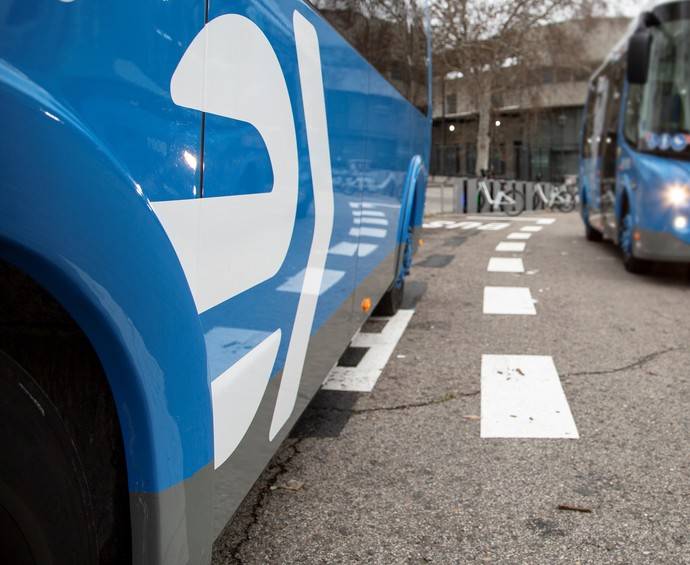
[499, 189, 525, 216]
[557, 193, 575, 212]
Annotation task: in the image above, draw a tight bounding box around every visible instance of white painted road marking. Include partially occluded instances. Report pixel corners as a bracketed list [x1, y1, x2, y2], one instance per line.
[466, 215, 557, 223]
[520, 226, 543, 232]
[488, 257, 525, 273]
[322, 310, 415, 392]
[477, 222, 510, 231]
[507, 232, 531, 240]
[480, 354, 579, 439]
[536, 218, 556, 225]
[483, 287, 536, 315]
[496, 241, 526, 252]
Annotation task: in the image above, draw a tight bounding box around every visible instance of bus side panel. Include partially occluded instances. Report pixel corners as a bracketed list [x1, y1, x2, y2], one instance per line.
[201, 0, 430, 533]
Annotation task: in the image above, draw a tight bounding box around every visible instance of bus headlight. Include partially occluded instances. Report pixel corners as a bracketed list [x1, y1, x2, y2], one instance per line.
[673, 216, 688, 230]
[665, 183, 689, 206]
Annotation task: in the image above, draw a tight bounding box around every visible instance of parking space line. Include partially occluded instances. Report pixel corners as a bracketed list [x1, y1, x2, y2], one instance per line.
[477, 223, 510, 231]
[480, 354, 579, 438]
[487, 257, 524, 273]
[483, 287, 536, 315]
[506, 232, 531, 240]
[322, 309, 415, 392]
[496, 241, 526, 252]
[520, 226, 543, 232]
[465, 216, 556, 223]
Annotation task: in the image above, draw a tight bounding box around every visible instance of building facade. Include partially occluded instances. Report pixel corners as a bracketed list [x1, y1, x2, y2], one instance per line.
[431, 17, 631, 181]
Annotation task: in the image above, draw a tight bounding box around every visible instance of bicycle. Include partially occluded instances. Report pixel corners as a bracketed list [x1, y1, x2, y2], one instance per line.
[476, 178, 525, 216]
[532, 181, 576, 212]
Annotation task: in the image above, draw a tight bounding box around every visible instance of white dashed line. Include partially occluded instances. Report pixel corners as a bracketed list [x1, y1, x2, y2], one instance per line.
[496, 242, 526, 252]
[487, 258, 525, 273]
[322, 310, 415, 392]
[465, 216, 557, 223]
[506, 232, 531, 240]
[536, 218, 556, 225]
[483, 287, 536, 315]
[477, 223, 510, 231]
[520, 226, 543, 232]
[480, 354, 578, 438]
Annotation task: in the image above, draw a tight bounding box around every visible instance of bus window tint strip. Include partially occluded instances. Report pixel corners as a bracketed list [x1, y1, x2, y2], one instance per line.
[312, 0, 429, 114]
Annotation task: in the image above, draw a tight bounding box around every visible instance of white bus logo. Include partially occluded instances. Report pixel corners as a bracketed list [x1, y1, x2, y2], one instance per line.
[153, 12, 334, 468]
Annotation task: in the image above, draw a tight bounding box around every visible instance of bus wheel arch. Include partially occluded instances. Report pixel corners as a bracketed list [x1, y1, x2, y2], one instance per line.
[376, 156, 426, 316]
[618, 193, 651, 274]
[0, 258, 132, 563]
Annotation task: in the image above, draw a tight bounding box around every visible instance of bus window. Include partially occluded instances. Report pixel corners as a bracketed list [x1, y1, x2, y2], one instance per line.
[314, 0, 429, 114]
[601, 63, 624, 180]
[637, 16, 690, 159]
[624, 84, 643, 147]
[582, 86, 596, 158]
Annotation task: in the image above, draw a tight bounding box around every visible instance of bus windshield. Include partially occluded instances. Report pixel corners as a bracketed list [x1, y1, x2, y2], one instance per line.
[636, 17, 690, 159]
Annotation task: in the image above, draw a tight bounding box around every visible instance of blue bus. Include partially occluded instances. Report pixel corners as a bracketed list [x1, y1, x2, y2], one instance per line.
[580, 0, 690, 272]
[0, 1, 430, 563]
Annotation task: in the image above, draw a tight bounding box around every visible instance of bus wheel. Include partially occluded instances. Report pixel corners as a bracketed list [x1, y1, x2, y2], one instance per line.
[583, 205, 603, 242]
[0, 350, 99, 565]
[619, 212, 650, 274]
[374, 280, 404, 316]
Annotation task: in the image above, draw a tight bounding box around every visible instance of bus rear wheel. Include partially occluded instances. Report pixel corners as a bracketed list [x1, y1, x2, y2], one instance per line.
[0, 350, 99, 565]
[374, 280, 404, 316]
[619, 212, 651, 274]
[583, 205, 603, 241]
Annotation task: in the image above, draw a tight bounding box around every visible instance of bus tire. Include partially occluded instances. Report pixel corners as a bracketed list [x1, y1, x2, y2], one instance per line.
[0, 349, 102, 564]
[374, 280, 404, 316]
[583, 206, 603, 242]
[620, 211, 651, 274]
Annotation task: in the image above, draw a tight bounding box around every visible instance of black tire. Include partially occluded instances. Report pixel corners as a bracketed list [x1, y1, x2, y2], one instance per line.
[500, 189, 525, 216]
[619, 211, 651, 274]
[374, 280, 404, 316]
[583, 205, 603, 242]
[0, 350, 98, 565]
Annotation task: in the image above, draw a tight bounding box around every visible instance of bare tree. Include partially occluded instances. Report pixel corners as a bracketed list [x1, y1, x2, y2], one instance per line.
[432, 0, 607, 175]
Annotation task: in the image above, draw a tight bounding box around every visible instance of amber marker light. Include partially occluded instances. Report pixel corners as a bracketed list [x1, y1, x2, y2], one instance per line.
[633, 230, 641, 242]
[361, 297, 372, 312]
[419, 238, 424, 246]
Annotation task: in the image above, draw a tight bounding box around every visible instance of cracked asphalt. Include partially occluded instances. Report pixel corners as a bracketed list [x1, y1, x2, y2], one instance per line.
[213, 212, 689, 565]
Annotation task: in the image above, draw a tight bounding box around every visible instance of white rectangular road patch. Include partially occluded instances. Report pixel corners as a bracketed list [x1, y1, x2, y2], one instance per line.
[520, 226, 543, 232]
[481, 354, 579, 438]
[322, 309, 415, 392]
[507, 232, 531, 240]
[483, 287, 536, 315]
[536, 218, 556, 225]
[496, 241, 526, 252]
[488, 257, 524, 273]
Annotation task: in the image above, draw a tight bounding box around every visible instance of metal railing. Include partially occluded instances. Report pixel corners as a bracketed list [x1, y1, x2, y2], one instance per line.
[425, 176, 574, 216]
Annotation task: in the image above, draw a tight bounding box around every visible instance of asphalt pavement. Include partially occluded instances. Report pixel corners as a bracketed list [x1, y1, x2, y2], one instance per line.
[213, 212, 689, 565]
